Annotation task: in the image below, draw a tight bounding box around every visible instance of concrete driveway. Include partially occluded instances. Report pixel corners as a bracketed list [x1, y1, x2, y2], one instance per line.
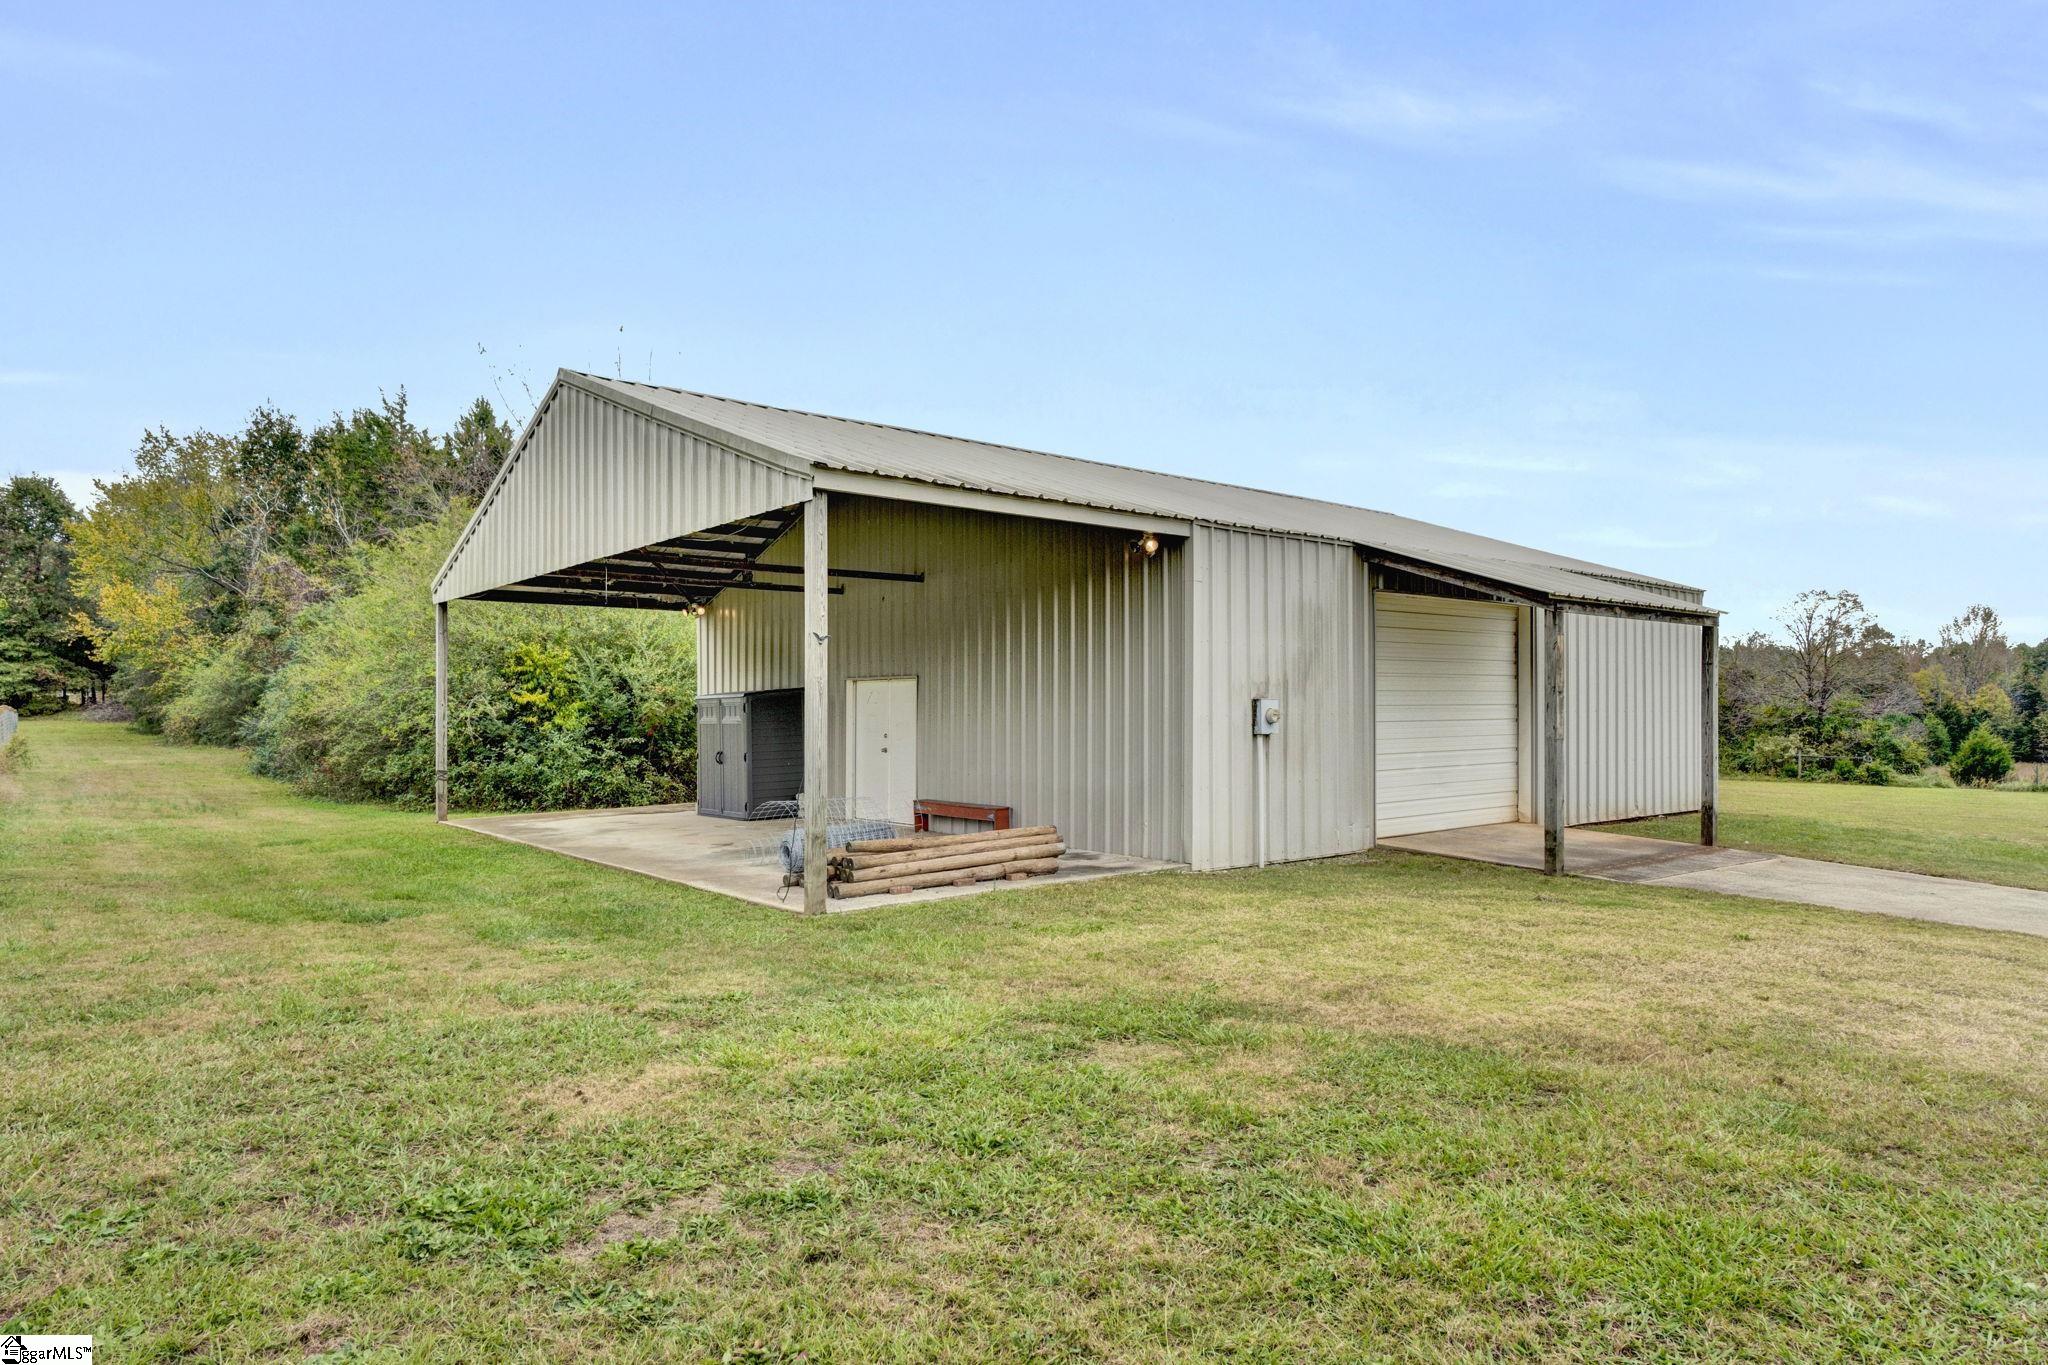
[1381, 823, 2048, 939]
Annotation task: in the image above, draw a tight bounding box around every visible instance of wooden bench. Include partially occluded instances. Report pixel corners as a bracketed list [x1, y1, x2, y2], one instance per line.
[912, 798, 1012, 834]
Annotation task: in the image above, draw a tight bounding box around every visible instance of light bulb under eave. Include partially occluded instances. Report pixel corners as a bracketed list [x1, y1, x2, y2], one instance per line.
[1139, 533, 1160, 557]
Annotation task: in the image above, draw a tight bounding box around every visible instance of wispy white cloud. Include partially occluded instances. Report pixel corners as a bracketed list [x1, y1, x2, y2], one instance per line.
[1670, 458, 1762, 490]
[0, 369, 72, 386]
[0, 29, 164, 80]
[1428, 480, 1509, 499]
[1810, 79, 1976, 136]
[1265, 37, 1560, 149]
[1278, 83, 1561, 146]
[1744, 263, 1928, 287]
[1613, 151, 2048, 215]
[1865, 492, 1955, 519]
[1124, 107, 1273, 153]
[1426, 450, 1593, 475]
[1568, 528, 1716, 551]
[1611, 151, 2048, 244]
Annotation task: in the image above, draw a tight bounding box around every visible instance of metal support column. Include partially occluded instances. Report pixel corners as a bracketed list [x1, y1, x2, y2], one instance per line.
[434, 600, 449, 822]
[1543, 605, 1567, 876]
[802, 492, 830, 916]
[1701, 620, 1719, 847]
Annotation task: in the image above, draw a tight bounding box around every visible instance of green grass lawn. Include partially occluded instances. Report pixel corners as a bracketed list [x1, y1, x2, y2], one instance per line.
[1619, 777, 2048, 891]
[5, 717, 2048, 1361]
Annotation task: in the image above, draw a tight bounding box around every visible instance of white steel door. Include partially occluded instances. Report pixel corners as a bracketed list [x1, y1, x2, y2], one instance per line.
[1374, 593, 1521, 837]
[848, 677, 918, 825]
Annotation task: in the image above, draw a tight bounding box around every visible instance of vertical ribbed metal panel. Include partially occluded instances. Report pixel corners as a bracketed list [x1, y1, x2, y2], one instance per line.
[1185, 526, 1369, 870]
[699, 497, 1188, 862]
[1564, 613, 1703, 823]
[435, 384, 813, 601]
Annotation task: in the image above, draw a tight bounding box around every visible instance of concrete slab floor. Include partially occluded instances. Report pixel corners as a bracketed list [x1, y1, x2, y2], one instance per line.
[449, 804, 1179, 912]
[1383, 821, 2048, 939]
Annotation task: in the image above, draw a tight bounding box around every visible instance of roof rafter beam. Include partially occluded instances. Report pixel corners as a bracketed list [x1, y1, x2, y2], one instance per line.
[1550, 599, 1718, 626]
[1369, 552, 1715, 623]
[522, 572, 842, 597]
[1369, 554, 1548, 609]
[599, 547, 923, 583]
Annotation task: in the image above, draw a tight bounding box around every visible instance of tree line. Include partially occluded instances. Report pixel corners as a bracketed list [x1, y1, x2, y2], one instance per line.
[1722, 590, 2045, 787]
[7, 396, 2040, 803]
[1, 390, 700, 810]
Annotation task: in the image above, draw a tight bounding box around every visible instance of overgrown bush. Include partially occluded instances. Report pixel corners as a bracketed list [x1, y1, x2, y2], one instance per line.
[1738, 733, 1801, 777]
[162, 613, 286, 746]
[1949, 725, 2014, 787]
[0, 734, 30, 773]
[249, 511, 697, 810]
[1920, 714, 1953, 764]
[1728, 699, 1930, 782]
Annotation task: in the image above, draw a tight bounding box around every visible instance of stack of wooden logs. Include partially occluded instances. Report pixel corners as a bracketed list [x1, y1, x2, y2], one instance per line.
[827, 824, 1064, 899]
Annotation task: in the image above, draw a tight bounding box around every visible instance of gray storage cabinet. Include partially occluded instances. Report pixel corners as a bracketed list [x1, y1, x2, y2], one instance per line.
[696, 689, 804, 818]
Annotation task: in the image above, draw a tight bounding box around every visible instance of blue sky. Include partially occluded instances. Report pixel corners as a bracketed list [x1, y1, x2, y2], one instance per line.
[4, 1, 2043, 640]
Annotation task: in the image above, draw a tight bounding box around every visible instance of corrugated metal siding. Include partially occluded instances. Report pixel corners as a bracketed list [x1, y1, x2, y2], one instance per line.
[572, 373, 1708, 611]
[1564, 613, 1703, 823]
[700, 497, 1188, 862]
[435, 383, 812, 602]
[1186, 527, 1370, 870]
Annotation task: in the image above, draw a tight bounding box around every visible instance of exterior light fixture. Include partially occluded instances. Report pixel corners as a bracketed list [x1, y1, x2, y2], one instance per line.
[689, 602, 708, 617]
[1136, 533, 1161, 557]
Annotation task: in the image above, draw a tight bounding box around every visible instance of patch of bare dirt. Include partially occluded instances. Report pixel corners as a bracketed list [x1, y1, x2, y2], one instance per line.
[1082, 1040, 1180, 1070]
[529, 1061, 718, 1127]
[563, 1192, 723, 1263]
[286, 1314, 352, 1357]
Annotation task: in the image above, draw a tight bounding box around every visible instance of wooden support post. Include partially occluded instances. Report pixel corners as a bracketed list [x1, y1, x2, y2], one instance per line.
[1543, 605, 1566, 876]
[1701, 620, 1719, 847]
[433, 600, 449, 822]
[802, 492, 830, 917]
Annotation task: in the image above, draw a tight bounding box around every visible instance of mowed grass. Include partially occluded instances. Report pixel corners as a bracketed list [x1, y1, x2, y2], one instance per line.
[4, 719, 2048, 1362]
[1621, 777, 2048, 891]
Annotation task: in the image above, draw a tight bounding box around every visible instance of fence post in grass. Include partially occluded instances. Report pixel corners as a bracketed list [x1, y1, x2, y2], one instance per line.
[802, 491, 831, 917]
[1701, 619, 1718, 847]
[434, 600, 449, 823]
[1543, 605, 1567, 876]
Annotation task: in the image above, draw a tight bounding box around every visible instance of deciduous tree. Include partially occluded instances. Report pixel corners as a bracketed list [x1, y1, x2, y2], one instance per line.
[1775, 589, 1894, 727]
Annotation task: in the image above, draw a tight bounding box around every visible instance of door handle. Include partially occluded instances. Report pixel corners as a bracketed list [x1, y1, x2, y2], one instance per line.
[714, 750, 725, 764]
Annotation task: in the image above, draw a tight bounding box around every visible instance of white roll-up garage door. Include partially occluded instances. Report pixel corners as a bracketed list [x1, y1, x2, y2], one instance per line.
[1374, 593, 1520, 837]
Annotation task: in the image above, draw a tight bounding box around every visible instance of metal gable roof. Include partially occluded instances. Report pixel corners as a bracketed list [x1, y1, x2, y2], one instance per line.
[563, 371, 1711, 616]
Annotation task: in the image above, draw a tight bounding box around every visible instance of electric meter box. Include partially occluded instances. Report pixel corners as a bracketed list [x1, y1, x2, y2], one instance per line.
[1251, 697, 1282, 736]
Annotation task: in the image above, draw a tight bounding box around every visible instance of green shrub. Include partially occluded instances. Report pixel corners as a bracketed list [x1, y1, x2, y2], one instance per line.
[1829, 756, 1859, 783]
[0, 734, 30, 773]
[1741, 734, 1801, 778]
[1949, 725, 2014, 787]
[162, 614, 285, 746]
[1854, 760, 1894, 785]
[249, 510, 697, 811]
[1921, 714, 1953, 764]
[1894, 738, 1931, 772]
